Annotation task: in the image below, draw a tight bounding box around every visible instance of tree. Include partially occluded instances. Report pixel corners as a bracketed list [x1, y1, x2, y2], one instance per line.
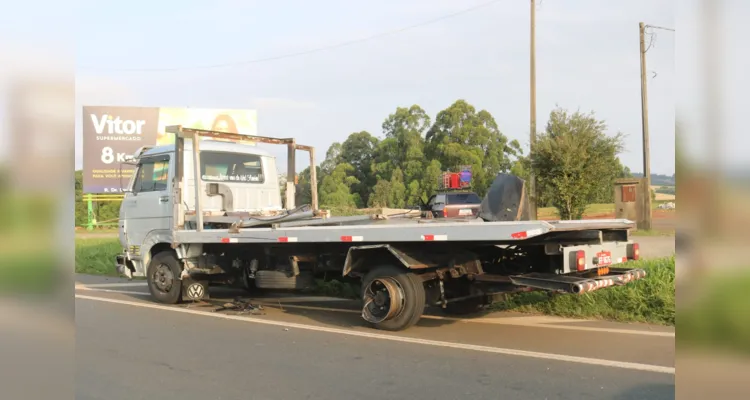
[340, 131, 379, 205]
[381, 105, 430, 185]
[370, 137, 400, 181]
[590, 159, 633, 204]
[319, 163, 361, 208]
[368, 179, 392, 208]
[320, 142, 343, 175]
[295, 165, 322, 206]
[425, 100, 520, 195]
[372, 105, 431, 203]
[419, 159, 443, 204]
[388, 168, 406, 208]
[529, 107, 625, 219]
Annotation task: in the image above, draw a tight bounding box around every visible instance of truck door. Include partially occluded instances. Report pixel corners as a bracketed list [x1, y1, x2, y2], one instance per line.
[120, 154, 172, 254]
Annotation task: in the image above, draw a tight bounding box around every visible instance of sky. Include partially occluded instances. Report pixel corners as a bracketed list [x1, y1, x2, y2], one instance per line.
[67, 0, 676, 175]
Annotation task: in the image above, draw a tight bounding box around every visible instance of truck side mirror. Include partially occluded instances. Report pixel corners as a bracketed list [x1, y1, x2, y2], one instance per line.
[206, 183, 219, 195]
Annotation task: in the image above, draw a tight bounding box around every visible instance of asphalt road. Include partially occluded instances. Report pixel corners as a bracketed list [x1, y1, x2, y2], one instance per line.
[75, 277, 675, 400]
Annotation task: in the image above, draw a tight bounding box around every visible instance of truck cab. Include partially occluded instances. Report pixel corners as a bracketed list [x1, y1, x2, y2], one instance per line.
[117, 139, 282, 278]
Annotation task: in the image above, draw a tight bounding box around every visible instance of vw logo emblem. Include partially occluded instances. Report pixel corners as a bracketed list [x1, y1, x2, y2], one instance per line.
[186, 283, 205, 300]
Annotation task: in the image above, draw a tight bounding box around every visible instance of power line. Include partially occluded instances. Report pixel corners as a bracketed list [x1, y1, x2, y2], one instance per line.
[77, 0, 503, 73]
[645, 24, 675, 32]
[644, 24, 674, 53]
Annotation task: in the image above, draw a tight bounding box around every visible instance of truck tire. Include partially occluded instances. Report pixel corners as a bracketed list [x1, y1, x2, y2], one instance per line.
[255, 270, 314, 290]
[361, 266, 425, 331]
[146, 251, 183, 304]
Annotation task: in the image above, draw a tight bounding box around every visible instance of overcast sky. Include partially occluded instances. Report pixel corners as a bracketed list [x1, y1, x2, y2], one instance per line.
[72, 0, 676, 175]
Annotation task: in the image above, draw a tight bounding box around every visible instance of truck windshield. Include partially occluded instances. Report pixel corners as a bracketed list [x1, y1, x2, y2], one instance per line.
[200, 152, 265, 183]
[447, 193, 481, 205]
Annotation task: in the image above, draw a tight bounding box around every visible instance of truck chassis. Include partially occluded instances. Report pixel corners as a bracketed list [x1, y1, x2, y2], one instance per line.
[116, 126, 645, 331]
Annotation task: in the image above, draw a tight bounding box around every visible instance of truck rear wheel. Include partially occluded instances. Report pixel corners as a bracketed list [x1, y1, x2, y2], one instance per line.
[361, 266, 425, 331]
[147, 251, 183, 304]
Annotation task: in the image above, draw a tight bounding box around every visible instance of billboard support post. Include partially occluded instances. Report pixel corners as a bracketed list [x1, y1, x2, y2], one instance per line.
[86, 197, 96, 231]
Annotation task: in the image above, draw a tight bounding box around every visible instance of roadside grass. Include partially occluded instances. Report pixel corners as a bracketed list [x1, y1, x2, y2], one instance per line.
[0, 231, 59, 293]
[539, 202, 676, 220]
[630, 229, 675, 237]
[76, 238, 122, 276]
[538, 203, 616, 219]
[0, 251, 57, 294]
[306, 278, 360, 299]
[490, 256, 676, 326]
[678, 270, 750, 354]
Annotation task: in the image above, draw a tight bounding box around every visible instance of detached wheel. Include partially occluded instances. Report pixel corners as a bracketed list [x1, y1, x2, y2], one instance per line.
[361, 266, 425, 331]
[147, 251, 183, 304]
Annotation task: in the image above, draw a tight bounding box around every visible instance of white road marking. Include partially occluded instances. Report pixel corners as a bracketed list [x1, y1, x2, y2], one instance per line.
[78, 282, 147, 288]
[75, 294, 674, 375]
[74, 286, 674, 337]
[76, 287, 150, 296]
[469, 317, 675, 337]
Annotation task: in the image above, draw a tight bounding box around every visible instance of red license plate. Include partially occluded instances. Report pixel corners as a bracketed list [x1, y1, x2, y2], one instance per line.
[597, 251, 612, 266]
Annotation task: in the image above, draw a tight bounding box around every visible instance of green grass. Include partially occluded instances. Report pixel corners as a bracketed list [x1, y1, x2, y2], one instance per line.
[491, 256, 675, 325]
[0, 230, 59, 293]
[678, 270, 750, 354]
[306, 278, 360, 299]
[538, 203, 616, 219]
[630, 229, 675, 237]
[76, 238, 122, 276]
[0, 252, 58, 294]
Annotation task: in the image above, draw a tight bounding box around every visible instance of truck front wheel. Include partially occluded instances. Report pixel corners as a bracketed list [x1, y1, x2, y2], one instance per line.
[361, 266, 425, 331]
[147, 251, 183, 304]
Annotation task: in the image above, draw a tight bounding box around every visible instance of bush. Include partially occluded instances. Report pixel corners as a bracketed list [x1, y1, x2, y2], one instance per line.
[491, 256, 675, 325]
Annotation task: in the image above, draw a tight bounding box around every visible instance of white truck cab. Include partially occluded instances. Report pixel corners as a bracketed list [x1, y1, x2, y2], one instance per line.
[117, 139, 282, 278]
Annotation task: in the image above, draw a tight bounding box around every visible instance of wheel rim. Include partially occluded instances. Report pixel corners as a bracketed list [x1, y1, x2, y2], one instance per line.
[362, 277, 405, 324]
[152, 264, 174, 293]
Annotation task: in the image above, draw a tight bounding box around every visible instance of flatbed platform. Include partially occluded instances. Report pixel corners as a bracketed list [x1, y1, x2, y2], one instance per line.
[174, 218, 635, 244]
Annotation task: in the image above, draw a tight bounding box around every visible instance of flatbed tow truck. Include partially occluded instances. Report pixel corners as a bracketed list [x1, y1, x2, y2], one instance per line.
[116, 126, 645, 331]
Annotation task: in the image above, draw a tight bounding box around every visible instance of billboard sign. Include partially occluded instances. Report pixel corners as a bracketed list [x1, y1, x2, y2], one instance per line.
[81, 106, 257, 193]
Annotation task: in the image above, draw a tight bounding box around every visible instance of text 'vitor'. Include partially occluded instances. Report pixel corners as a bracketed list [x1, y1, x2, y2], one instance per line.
[91, 114, 146, 135]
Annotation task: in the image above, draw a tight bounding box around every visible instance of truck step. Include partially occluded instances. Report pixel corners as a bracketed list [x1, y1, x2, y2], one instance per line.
[508, 268, 647, 294]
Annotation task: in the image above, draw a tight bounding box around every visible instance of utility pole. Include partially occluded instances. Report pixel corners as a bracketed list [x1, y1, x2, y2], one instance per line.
[528, 0, 538, 220]
[702, 0, 719, 236]
[638, 22, 652, 230]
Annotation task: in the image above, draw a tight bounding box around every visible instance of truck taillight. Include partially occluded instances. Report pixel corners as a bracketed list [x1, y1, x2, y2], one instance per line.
[576, 250, 585, 271]
[630, 243, 640, 260]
